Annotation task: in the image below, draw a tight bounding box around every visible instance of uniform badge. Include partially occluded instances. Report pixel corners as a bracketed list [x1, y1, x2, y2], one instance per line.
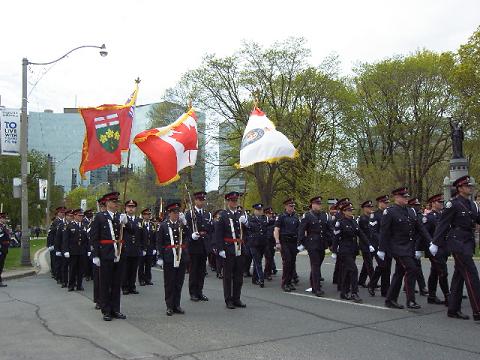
[369, 213, 374, 219]
[335, 221, 340, 228]
[445, 201, 452, 209]
[422, 216, 427, 224]
[383, 209, 388, 215]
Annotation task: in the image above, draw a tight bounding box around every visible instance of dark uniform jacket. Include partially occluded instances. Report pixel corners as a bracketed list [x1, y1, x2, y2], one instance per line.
[186, 208, 213, 255]
[275, 212, 300, 242]
[141, 220, 156, 255]
[297, 211, 333, 250]
[358, 214, 374, 253]
[379, 204, 432, 257]
[54, 220, 68, 253]
[433, 196, 480, 256]
[123, 216, 143, 257]
[47, 218, 63, 249]
[62, 221, 89, 255]
[332, 217, 369, 256]
[415, 210, 439, 253]
[0, 224, 11, 255]
[90, 211, 121, 260]
[266, 216, 276, 247]
[215, 209, 246, 256]
[157, 220, 190, 264]
[369, 210, 383, 249]
[246, 215, 268, 248]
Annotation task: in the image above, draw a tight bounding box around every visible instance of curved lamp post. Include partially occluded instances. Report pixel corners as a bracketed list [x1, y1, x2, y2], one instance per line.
[20, 44, 107, 266]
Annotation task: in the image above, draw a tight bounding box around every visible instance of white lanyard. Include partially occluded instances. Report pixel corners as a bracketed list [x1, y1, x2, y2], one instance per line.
[107, 218, 119, 262]
[168, 223, 182, 267]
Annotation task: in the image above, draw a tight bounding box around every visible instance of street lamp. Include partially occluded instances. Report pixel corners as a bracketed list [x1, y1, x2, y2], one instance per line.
[20, 44, 107, 266]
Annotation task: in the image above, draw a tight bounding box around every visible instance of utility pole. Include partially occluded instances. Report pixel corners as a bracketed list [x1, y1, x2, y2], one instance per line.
[45, 154, 52, 229]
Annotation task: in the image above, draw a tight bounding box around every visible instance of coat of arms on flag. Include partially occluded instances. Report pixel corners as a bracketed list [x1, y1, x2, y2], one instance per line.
[134, 109, 198, 185]
[79, 83, 138, 179]
[237, 107, 298, 168]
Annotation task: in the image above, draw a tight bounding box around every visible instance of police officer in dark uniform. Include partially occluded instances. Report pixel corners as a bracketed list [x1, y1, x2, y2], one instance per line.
[274, 198, 300, 292]
[263, 207, 276, 280]
[82, 209, 94, 281]
[56, 209, 74, 288]
[138, 208, 156, 286]
[408, 197, 429, 296]
[186, 191, 213, 302]
[331, 198, 349, 288]
[431, 176, 480, 321]
[419, 194, 450, 305]
[357, 200, 377, 296]
[90, 191, 127, 321]
[332, 201, 370, 303]
[212, 209, 224, 279]
[215, 192, 247, 309]
[63, 209, 89, 291]
[47, 207, 66, 281]
[157, 202, 189, 316]
[246, 203, 268, 287]
[297, 196, 333, 297]
[91, 199, 105, 309]
[0, 212, 11, 287]
[122, 200, 143, 295]
[369, 195, 392, 296]
[378, 187, 432, 309]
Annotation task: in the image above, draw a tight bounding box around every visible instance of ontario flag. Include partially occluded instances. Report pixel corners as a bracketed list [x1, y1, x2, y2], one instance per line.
[79, 83, 138, 179]
[134, 109, 198, 185]
[237, 107, 298, 168]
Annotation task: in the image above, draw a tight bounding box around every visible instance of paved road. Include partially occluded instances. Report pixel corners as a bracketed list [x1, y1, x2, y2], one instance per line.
[0, 253, 479, 360]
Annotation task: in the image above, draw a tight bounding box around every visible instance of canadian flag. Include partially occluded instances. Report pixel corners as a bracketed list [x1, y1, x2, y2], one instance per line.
[134, 109, 198, 185]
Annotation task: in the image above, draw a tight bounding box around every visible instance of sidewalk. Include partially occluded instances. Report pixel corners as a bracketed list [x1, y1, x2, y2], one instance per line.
[2, 247, 47, 281]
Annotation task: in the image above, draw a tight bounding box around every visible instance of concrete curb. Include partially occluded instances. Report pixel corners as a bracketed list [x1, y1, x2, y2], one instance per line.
[2, 247, 47, 281]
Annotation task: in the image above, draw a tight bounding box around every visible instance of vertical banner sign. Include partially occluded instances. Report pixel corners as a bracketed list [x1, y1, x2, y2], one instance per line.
[39, 179, 48, 200]
[0, 108, 21, 156]
[80, 199, 87, 211]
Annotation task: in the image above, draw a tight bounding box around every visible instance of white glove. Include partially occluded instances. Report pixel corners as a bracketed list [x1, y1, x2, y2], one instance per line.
[179, 212, 187, 225]
[239, 215, 248, 224]
[55, 251, 62, 256]
[219, 250, 226, 258]
[156, 259, 164, 267]
[142, 250, 146, 256]
[377, 251, 385, 261]
[87, 251, 91, 257]
[369, 245, 375, 253]
[48, 246, 54, 251]
[64, 252, 70, 258]
[429, 243, 438, 256]
[415, 251, 423, 260]
[92, 257, 101, 267]
[192, 232, 201, 240]
[152, 249, 157, 255]
[331, 253, 337, 260]
[119, 213, 128, 224]
[297, 244, 305, 252]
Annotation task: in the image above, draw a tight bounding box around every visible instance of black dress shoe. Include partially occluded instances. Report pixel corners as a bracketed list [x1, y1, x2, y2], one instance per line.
[385, 300, 404, 309]
[226, 301, 235, 309]
[447, 311, 470, 320]
[0, 283, 7, 287]
[123, 290, 130, 295]
[130, 289, 139, 294]
[199, 294, 209, 301]
[95, 304, 101, 310]
[282, 285, 291, 292]
[289, 284, 296, 291]
[233, 301, 246, 308]
[427, 297, 444, 305]
[272, 269, 278, 275]
[419, 288, 429, 296]
[473, 313, 480, 321]
[139, 281, 146, 286]
[407, 301, 421, 309]
[319, 277, 325, 282]
[293, 277, 299, 285]
[103, 314, 112, 321]
[61, 284, 67, 288]
[112, 312, 126, 319]
[173, 307, 185, 314]
[259, 282, 265, 288]
[368, 287, 375, 297]
[340, 293, 351, 300]
[315, 289, 325, 297]
[166, 308, 174, 316]
[350, 293, 363, 303]
[190, 296, 200, 302]
[146, 281, 154, 285]
[68, 288, 75, 292]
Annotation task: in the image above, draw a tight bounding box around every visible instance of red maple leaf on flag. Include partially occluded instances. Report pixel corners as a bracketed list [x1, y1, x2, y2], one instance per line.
[171, 122, 198, 152]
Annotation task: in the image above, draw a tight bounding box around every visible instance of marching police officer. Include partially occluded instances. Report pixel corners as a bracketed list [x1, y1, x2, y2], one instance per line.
[357, 200, 377, 296]
[56, 209, 74, 288]
[263, 207, 277, 280]
[47, 207, 66, 281]
[0, 212, 11, 287]
[186, 191, 213, 302]
[157, 202, 189, 316]
[82, 209, 94, 281]
[90, 192, 127, 321]
[331, 198, 349, 288]
[122, 200, 143, 295]
[378, 187, 432, 309]
[212, 209, 224, 279]
[408, 197, 428, 296]
[297, 196, 333, 297]
[332, 201, 369, 303]
[246, 203, 268, 287]
[369, 195, 392, 297]
[430, 176, 480, 321]
[139, 208, 156, 286]
[215, 192, 247, 309]
[420, 194, 449, 305]
[274, 198, 300, 292]
[62, 209, 89, 291]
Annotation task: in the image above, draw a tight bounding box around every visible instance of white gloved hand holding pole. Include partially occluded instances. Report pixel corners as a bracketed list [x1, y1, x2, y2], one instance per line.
[369, 245, 375, 253]
[179, 212, 187, 225]
[219, 250, 226, 259]
[415, 251, 423, 260]
[152, 249, 157, 255]
[331, 253, 337, 261]
[192, 232, 200, 240]
[64, 252, 70, 258]
[429, 243, 438, 256]
[297, 245, 305, 252]
[92, 257, 101, 267]
[119, 213, 128, 225]
[377, 251, 385, 261]
[239, 215, 248, 224]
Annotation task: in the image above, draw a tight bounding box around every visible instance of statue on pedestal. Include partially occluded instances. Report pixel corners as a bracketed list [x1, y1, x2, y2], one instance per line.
[450, 118, 464, 159]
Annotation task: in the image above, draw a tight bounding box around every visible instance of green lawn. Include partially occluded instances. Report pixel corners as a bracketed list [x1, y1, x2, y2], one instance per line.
[3, 237, 46, 270]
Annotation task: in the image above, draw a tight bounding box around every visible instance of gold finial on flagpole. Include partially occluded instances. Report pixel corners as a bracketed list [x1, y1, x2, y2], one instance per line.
[186, 98, 193, 111]
[135, 77, 141, 84]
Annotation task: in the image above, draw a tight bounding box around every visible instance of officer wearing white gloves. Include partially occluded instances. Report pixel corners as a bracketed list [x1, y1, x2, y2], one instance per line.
[121, 200, 143, 295]
[138, 208, 156, 286]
